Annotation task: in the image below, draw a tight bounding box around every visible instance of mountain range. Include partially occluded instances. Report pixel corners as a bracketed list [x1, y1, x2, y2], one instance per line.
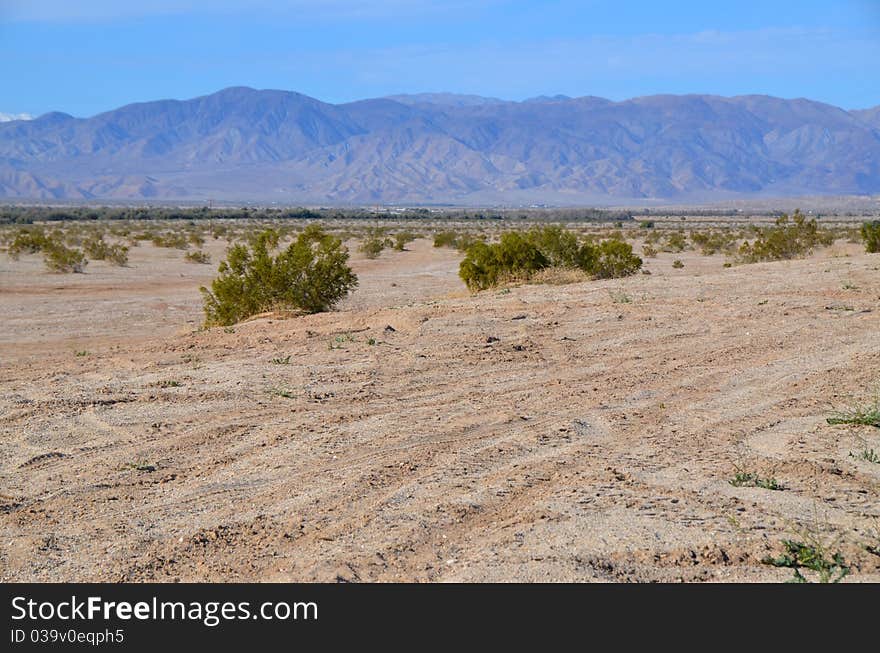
[1, 87, 879, 204]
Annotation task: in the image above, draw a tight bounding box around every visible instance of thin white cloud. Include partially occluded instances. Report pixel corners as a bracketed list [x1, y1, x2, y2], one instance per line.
[1, 1, 489, 23]
[0, 112, 33, 122]
[246, 26, 877, 108]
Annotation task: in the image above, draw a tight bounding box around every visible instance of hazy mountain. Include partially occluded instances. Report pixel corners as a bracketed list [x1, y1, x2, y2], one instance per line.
[1, 87, 878, 203]
[852, 106, 880, 130]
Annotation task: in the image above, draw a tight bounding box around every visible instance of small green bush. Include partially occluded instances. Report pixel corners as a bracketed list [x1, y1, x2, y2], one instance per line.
[43, 241, 87, 273]
[247, 228, 279, 250]
[7, 228, 49, 259]
[459, 241, 502, 290]
[495, 231, 549, 275]
[862, 221, 880, 253]
[360, 237, 385, 259]
[763, 539, 849, 583]
[200, 226, 358, 326]
[524, 225, 580, 267]
[433, 231, 459, 248]
[690, 230, 738, 256]
[151, 232, 190, 249]
[643, 230, 662, 245]
[105, 244, 129, 266]
[432, 230, 485, 252]
[459, 233, 548, 291]
[185, 250, 211, 264]
[730, 471, 781, 490]
[459, 228, 641, 290]
[454, 232, 484, 252]
[738, 210, 833, 263]
[585, 239, 643, 280]
[359, 228, 392, 259]
[392, 232, 417, 251]
[662, 231, 688, 253]
[83, 235, 129, 266]
[7, 228, 90, 272]
[83, 235, 108, 259]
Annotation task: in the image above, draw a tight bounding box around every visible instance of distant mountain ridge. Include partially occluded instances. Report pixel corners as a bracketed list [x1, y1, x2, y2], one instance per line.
[1, 87, 878, 203]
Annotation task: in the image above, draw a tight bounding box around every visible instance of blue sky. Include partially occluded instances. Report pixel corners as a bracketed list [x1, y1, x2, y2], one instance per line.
[1, 0, 879, 117]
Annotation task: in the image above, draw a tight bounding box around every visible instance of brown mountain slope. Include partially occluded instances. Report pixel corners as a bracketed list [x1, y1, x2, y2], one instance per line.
[1, 88, 879, 202]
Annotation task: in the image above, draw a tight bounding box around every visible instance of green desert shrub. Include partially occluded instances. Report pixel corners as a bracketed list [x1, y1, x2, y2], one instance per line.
[359, 228, 392, 259]
[185, 250, 211, 264]
[737, 210, 833, 263]
[359, 236, 386, 259]
[82, 235, 108, 259]
[862, 221, 880, 253]
[524, 225, 581, 267]
[43, 241, 87, 273]
[661, 231, 688, 253]
[83, 235, 129, 266]
[459, 241, 502, 290]
[459, 229, 641, 290]
[7, 228, 90, 272]
[151, 232, 190, 249]
[200, 226, 357, 326]
[247, 227, 280, 250]
[585, 239, 643, 279]
[690, 230, 738, 256]
[392, 231, 417, 251]
[494, 231, 549, 274]
[7, 228, 49, 259]
[105, 244, 129, 266]
[433, 231, 460, 248]
[434, 230, 486, 252]
[459, 232, 548, 291]
[643, 230, 662, 245]
[454, 232, 484, 252]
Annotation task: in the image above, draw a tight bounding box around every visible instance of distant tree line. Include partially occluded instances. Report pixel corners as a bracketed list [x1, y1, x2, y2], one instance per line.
[0, 205, 635, 225]
[0, 205, 323, 224]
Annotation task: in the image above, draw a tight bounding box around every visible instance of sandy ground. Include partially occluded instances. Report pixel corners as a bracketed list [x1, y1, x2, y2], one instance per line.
[1, 238, 879, 582]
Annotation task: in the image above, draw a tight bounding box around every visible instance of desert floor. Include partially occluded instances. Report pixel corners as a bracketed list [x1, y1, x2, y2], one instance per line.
[1, 238, 879, 582]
